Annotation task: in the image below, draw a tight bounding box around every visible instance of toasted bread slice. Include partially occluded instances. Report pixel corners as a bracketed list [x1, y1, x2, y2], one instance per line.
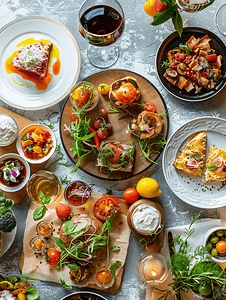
[97, 140, 135, 172]
[12, 42, 52, 78]
[204, 146, 226, 183]
[173, 131, 206, 177]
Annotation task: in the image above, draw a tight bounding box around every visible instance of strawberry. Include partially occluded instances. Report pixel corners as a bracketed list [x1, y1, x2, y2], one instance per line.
[55, 203, 71, 219]
[154, 0, 168, 13]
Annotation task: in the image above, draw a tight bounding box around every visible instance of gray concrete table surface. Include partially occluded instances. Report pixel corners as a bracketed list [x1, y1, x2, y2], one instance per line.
[0, 0, 226, 299]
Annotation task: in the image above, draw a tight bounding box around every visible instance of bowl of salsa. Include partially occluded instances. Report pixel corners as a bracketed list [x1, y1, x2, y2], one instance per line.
[64, 180, 92, 208]
[0, 153, 30, 192]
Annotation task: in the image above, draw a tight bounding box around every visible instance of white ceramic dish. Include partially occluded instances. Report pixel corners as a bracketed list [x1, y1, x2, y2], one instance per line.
[0, 114, 18, 147]
[204, 226, 226, 263]
[162, 116, 226, 209]
[0, 16, 81, 110]
[0, 210, 17, 258]
[16, 123, 56, 164]
[0, 153, 30, 192]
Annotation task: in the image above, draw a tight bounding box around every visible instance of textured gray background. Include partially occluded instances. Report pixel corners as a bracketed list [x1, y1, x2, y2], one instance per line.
[0, 0, 226, 299]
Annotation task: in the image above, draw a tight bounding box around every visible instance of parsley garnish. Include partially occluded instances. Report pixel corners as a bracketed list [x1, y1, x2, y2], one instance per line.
[179, 44, 193, 55]
[45, 144, 70, 170]
[161, 60, 171, 69]
[61, 175, 71, 184]
[39, 120, 55, 129]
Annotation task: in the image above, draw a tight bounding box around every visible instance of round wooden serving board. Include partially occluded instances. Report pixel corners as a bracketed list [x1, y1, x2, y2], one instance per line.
[60, 70, 169, 180]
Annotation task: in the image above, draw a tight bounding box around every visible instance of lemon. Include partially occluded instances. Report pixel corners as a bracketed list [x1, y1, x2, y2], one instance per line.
[136, 177, 162, 198]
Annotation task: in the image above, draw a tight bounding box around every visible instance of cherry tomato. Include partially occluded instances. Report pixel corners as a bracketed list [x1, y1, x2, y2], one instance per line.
[106, 123, 113, 131]
[169, 61, 178, 69]
[94, 119, 104, 129]
[97, 128, 109, 141]
[216, 241, 226, 253]
[205, 54, 217, 62]
[142, 103, 156, 113]
[94, 196, 121, 221]
[210, 158, 224, 173]
[46, 249, 61, 266]
[104, 144, 121, 163]
[175, 53, 186, 61]
[123, 188, 139, 203]
[99, 108, 108, 119]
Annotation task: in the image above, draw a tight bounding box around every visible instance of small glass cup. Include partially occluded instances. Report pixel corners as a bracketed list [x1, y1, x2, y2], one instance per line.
[176, 0, 214, 13]
[69, 81, 99, 112]
[64, 180, 92, 208]
[36, 221, 53, 237]
[95, 268, 115, 289]
[137, 252, 169, 288]
[26, 170, 62, 208]
[30, 236, 47, 254]
[216, 3, 226, 37]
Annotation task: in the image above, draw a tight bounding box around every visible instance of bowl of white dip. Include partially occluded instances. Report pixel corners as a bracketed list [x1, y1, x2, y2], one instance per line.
[0, 114, 18, 147]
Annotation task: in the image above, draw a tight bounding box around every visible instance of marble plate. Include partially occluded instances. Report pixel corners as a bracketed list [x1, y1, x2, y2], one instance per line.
[0, 16, 81, 110]
[0, 210, 17, 257]
[162, 117, 226, 209]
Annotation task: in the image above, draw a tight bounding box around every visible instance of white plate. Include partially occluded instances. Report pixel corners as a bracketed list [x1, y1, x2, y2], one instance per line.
[163, 117, 226, 209]
[0, 210, 17, 257]
[0, 16, 81, 110]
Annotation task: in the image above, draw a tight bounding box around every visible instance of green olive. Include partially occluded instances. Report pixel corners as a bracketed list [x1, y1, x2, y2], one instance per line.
[217, 230, 224, 237]
[198, 283, 212, 296]
[211, 248, 218, 258]
[219, 252, 226, 257]
[223, 230, 226, 236]
[210, 235, 219, 244]
[206, 241, 213, 251]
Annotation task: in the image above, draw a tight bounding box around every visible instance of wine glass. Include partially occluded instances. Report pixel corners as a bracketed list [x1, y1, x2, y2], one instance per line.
[78, 0, 124, 68]
[216, 3, 226, 37]
[176, 0, 214, 13]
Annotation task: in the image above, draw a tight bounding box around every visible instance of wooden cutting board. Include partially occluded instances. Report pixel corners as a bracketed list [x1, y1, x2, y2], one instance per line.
[0, 106, 48, 204]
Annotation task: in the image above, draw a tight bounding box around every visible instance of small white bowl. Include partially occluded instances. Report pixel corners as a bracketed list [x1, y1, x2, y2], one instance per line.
[0, 153, 30, 192]
[204, 226, 226, 263]
[0, 114, 18, 147]
[16, 124, 56, 164]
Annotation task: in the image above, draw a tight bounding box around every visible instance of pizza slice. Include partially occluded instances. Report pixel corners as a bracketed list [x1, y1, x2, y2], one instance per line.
[12, 42, 52, 78]
[204, 146, 226, 183]
[173, 131, 206, 177]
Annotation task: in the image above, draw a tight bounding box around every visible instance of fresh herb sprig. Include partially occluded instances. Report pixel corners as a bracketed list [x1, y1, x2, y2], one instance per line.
[33, 191, 51, 221]
[108, 104, 135, 118]
[39, 120, 55, 130]
[45, 144, 70, 170]
[61, 175, 71, 184]
[0, 190, 14, 218]
[179, 44, 192, 55]
[161, 60, 171, 69]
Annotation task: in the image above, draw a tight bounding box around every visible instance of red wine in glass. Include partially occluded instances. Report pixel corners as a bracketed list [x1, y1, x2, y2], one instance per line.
[78, 0, 124, 68]
[80, 5, 123, 46]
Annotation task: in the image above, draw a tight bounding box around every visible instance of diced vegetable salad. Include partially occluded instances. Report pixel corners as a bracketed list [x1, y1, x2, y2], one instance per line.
[21, 127, 53, 159]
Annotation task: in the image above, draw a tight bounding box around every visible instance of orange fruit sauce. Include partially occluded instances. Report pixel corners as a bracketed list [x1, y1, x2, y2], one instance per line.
[5, 38, 61, 91]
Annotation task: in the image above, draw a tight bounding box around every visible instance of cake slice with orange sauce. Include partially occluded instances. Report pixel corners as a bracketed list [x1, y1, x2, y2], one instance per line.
[173, 131, 206, 177]
[12, 42, 52, 78]
[204, 146, 226, 183]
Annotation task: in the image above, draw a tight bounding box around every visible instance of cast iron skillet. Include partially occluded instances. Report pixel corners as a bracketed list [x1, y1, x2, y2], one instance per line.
[156, 27, 226, 102]
[61, 291, 107, 300]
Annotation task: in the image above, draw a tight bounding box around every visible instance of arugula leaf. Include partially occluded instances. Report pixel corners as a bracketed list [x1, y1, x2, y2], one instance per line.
[63, 220, 89, 237]
[151, 6, 175, 26]
[60, 276, 72, 289]
[172, 9, 183, 37]
[92, 240, 107, 250]
[110, 261, 121, 277]
[54, 237, 66, 250]
[68, 263, 79, 271]
[26, 288, 39, 300]
[111, 246, 120, 252]
[207, 164, 219, 170]
[101, 213, 115, 234]
[33, 206, 47, 221]
[61, 175, 70, 184]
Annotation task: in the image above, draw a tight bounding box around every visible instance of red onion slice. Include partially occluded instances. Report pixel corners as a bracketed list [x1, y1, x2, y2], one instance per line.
[191, 150, 205, 154]
[186, 158, 199, 169]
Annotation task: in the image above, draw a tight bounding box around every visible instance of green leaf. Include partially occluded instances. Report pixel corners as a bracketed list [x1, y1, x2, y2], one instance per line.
[92, 240, 107, 250]
[39, 190, 45, 200]
[63, 220, 88, 238]
[151, 6, 175, 26]
[26, 288, 39, 300]
[33, 206, 47, 221]
[101, 213, 115, 234]
[54, 237, 66, 250]
[111, 246, 120, 252]
[198, 0, 215, 11]
[0, 190, 4, 197]
[161, 60, 171, 69]
[190, 153, 202, 159]
[68, 263, 79, 271]
[110, 260, 121, 277]
[172, 9, 183, 37]
[207, 164, 219, 170]
[40, 197, 51, 205]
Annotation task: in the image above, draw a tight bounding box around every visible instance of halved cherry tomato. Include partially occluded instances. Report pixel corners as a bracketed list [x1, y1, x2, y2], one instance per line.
[175, 53, 186, 61]
[46, 249, 61, 266]
[78, 88, 91, 105]
[104, 144, 121, 163]
[15, 282, 30, 290]
[169, 61, 178, 69]
[123, 188, 139, 203]
[94, 196, 121, 221]
[94, 118, 104, 129]
[142, 103, 156, 113]
[97, 128, 109, 141]
[210, 158, 224, 173]
[43, 131, 51, 138]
